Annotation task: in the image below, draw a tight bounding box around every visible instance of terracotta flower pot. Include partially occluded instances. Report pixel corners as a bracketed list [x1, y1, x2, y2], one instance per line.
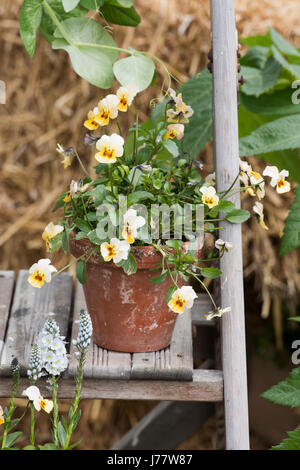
[70, 238, 200, 353]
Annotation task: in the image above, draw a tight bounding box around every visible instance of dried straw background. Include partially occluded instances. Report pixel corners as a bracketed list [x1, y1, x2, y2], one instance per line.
[0, 0, 299, 450]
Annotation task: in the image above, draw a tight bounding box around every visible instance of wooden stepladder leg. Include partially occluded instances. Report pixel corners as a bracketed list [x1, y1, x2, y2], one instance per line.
[210, 0, 250, 450]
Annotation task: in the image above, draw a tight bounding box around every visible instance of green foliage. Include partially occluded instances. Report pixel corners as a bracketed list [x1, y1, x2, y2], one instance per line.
[76, 260, 87, 284]
[272, 428, 300, 450]
[19, 0, 43, 58]
[241, 57, 281, 96]
[101, 3, 140, 26]
[261, 366, 300, 408]
[280, 185, 300, 256]
[113, 54, 155, 92]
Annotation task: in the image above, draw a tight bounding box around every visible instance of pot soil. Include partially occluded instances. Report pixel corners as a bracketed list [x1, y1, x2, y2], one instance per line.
[70, 238, 200, 353]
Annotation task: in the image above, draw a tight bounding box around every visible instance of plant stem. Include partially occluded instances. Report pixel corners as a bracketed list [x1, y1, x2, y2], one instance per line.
[52, 247, 97, 279]
[188, 270, 218, 310]
[74, 150, 91, 179]
[1, 374, 19, 449]
[30, 403, 35, 446]
[51, 375, 59, 447]
[42, 0, 74, 45]
[63, 351, 86, 450]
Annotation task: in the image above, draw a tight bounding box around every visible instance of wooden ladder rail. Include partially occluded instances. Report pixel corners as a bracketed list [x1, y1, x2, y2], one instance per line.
[211, 0, 250, 450]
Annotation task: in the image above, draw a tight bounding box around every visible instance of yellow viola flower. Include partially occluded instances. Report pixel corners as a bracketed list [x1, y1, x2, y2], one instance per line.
[116, 85, 137, 112]
[42, 222, 64, 252]
[84, 108, 100, 130]
[22, 386, 54, 413]
[28, 259, 57, 289]
[0, 406, 4, 425]
[101, 238, 130, 264]
[63, 191, 71, 203]
[200, 185, 219, 209]
[122, 209, 146, 244]
[253, 201, 268, 230]
[56, 144, 73, 169]
[263, 166, 291, 194]
[95, 94, 119, 126]
[168, 286, 197, 315]
[95, 133, 124, 164]
[164, 123, 184, 140]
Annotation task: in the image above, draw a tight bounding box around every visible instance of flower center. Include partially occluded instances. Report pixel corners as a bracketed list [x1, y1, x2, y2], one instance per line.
[102, 147, 114, 159]
[34, 271, 44, 283]
[277, 179, 285, 188]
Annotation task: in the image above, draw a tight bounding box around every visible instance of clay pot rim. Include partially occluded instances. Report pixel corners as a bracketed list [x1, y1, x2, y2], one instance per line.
[70, 237, 201, 270]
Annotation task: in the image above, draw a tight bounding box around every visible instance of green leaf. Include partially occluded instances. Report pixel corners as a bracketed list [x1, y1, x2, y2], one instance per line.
[52, 18, 118, 89]
[241, 57, 281, 96]
[62, 0, 80, 12]
[150, 272, 167, 284]
[119, 253, 137, 275]
[239, 33, 272, 48]
[88, 229, 103, 245]
[4, 432, 22, 448]
[20, 0, 43, 58]
[74, 218, 91, 232]
[101, 4, 141, 26]
[57, 421, 67, 447]
[239, 46, 269, 69]
[269, 27, 300, 58]
[271, 45, 300, 79]
[217, 200, 235, 214]
[38, 443, 60, 450]
[261, 366, 300, 408]
[62, 228, 69, 253]
[239, 114, 300, 155]
[280, 185, 300, 256]
[127, 190, 155, 205]
[272, 428, 300, 450]
[163, 139, 179, 157]
[113, 54, 155, 92]
[49, 231, 63, 252]
[106, 0, 134, 7]
[80, 0, 104, 8]
[76, 260, 87, 284]
[23, 445, 37, 450]
[289, 316, 300, 322]
[166, 285, 177, 303]
[239, 88, 300, 116]
[200, 267, 222, 279]
[165, 239, 183, 250]
[226, 209, 250, 224]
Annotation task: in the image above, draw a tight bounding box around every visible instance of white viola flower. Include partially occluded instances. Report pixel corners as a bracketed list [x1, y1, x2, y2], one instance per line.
[248, 170, 265, 200]
[253, 201, 268, 230]
[168, 286, 198, 315]
[122, 209, 146, 244]
[95, 94, 119, 126]
[164, 124, 185, 141]
[101, 238, 130, 264]
[116, 85, 137, 112]
[22, 386, 53, 413]
[200, 185, 219, 209]
[95, 133, 124, 164]
[0, 406, 4, 425]
[205, 306, 231, 321]
[239, 159, 252, 174]
[215, 239, 233, 252]
[167, 88, 194, 123]
[84, 107, 100, 130]
[205, 172, 215, 186]
[28, 259, 57, 289]
[263, 166, 291, 194]
[42, 222, 64, 252]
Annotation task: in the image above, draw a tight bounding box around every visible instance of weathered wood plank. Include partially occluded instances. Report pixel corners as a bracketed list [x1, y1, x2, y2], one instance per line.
[0, 271, 15, 368]
[211, 0, 249, 449]
[68, 283, 132, 379]
[191, 295, 215, 326]
[0, 368, 224, 401]
[111, 360, 215, 450]
[131, 308, 193, 380]
[0, 270, 73, 376]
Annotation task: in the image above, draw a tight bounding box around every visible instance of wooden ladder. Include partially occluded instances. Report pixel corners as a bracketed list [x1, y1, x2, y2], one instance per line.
[0, 0, 249, 450]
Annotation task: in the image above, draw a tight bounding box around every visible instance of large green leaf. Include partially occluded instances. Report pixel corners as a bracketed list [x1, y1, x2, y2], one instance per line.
[271, 45, 300, 79]
[101, 4, 140, 26]
[239, 114, 300, 155]
[239, 32, 272, 48]
[269, 27, 300, 58]
[280, 185, 300, 256]
[19, 0, 43, 58]
[239, 88, 300, 116]
[241, 57, 281, 96]
[272, 428, 300, 450]
[239, 46, 269, 69]
[52, 17, 118, 88]
[113, 54, 155, 92]
[181, 69, 213, 158]
[261, 367, 300, 408]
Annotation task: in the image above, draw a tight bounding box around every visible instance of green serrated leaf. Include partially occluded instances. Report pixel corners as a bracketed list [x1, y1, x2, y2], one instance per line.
[241, 57, 281, 97]
[113, 54, 155, 92]
[271, 45, 300, 79]
[52, 17, 118, 89]
[76, 260, 87, 284]
[272, 428, 300, 450]
[280, 185, 300, 256]
[239, 88, 300, 116]
[269, 27, 300, 58]
[261, 366, 300, 408]
[239, 46, 269, 69]
[20, 0, 42, 58]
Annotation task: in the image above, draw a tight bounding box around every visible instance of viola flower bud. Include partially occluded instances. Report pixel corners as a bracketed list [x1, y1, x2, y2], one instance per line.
[84, 133, 98, 146]
[72, 309, 93, 353]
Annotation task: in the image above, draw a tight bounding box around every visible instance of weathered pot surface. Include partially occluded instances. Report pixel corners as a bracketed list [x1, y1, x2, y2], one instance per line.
[70, 238, 201, 353]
